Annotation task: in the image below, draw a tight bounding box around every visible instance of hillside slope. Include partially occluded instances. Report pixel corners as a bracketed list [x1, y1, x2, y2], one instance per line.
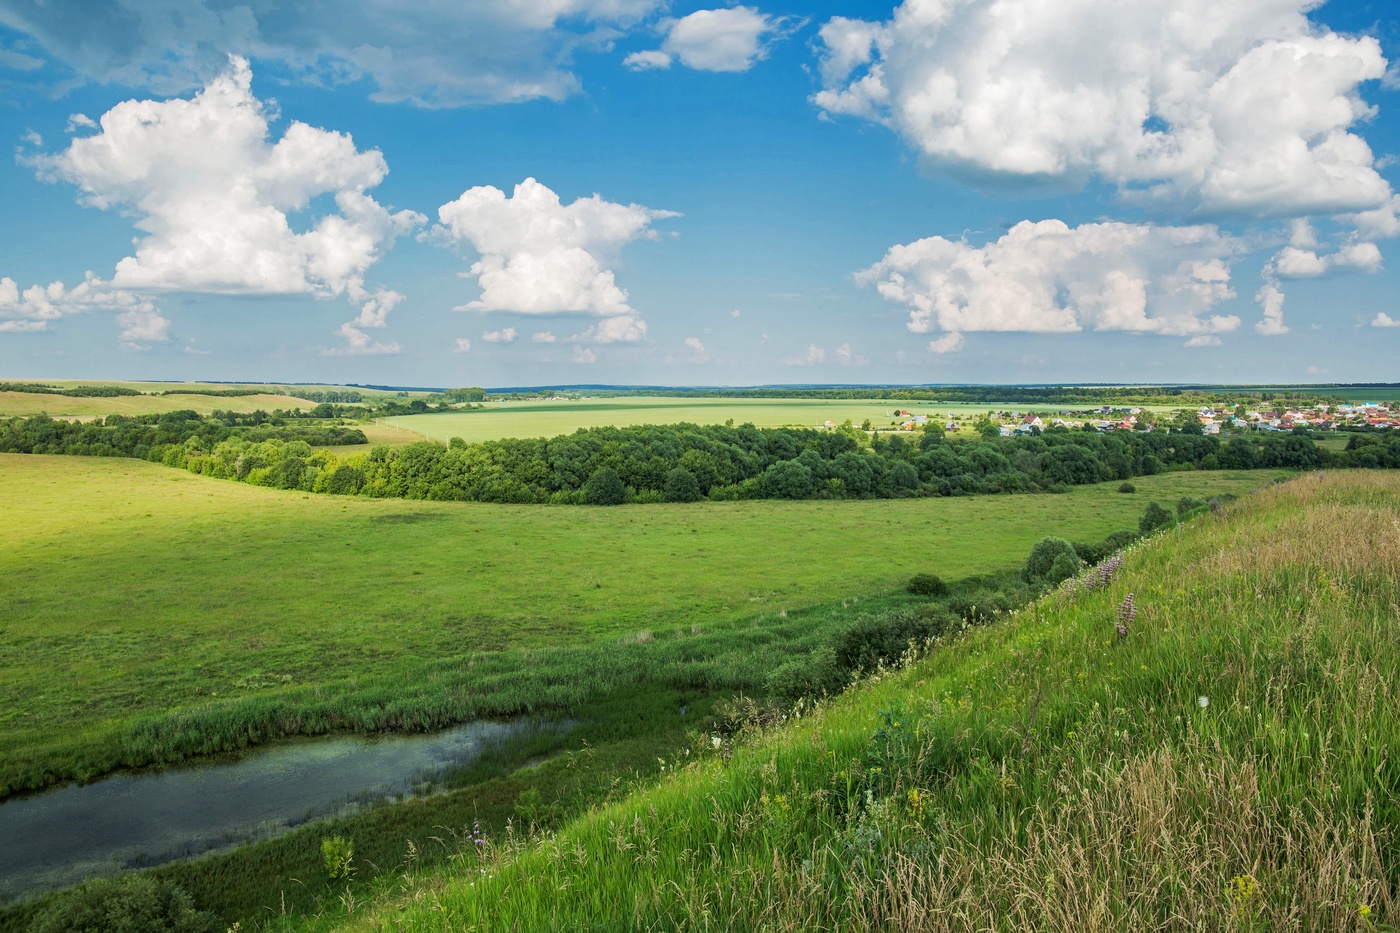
[299, 471, 1399, 932]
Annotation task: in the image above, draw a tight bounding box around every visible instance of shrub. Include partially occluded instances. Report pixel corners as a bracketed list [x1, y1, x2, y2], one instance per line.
[832, 610, 955, 675]
[28, 876, 219, 933]
[1177, 496, 1207, 516]
[1047, 551, 1082, 585]
[322, 835, 354, 881]
[1024, 536, 1079, 583]
[1117, 482, 1136, 493]
[662, 467, 702, 503]
[1071, 541, 1102, 565]
[1139, 501, 1175, 535]
[907, 573, 947, 597]
[766, 647, 843, 703]
[1099, 529, 1141, 553]
[581, 467, 626, 506]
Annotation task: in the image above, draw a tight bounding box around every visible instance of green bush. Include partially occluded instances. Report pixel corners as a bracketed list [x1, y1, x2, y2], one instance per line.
[832, 610, 955, 675]
[766, 647, 843, 703]
[907, 573, 947, 597]
[1024, 536, 1079, 583]
[1099, 529, 1141, 553]
[1117, 482, 1136, 493]
[1139, 501, 1176, 535]
[1176, 496, 1207, 516]
[581, 467, 626, 505]
[28, 876, 219, 933]
[322, 835, 354, 881]
[1047, 551, 1082, 585]
[662, 468, 702, 503]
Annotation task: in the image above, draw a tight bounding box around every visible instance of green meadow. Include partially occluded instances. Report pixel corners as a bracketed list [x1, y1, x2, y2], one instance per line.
[0, 391, 318, 419]
[0, 453, 1290, 797]
[286, 470, 1400, 933]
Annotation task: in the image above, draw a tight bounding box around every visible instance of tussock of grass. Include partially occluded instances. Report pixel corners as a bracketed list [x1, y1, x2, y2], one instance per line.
[309, 471, 1399, 932]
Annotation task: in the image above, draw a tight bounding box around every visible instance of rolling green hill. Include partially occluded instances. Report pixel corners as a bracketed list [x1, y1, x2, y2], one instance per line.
[295, 470, 1399, 932]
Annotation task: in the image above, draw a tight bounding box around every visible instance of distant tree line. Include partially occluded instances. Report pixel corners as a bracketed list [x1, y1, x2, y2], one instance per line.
[0, 412, 365, 462]
[560, 385, 1346, 406]
[4, 413, 1393, 502]
[0, 382, 143, 398]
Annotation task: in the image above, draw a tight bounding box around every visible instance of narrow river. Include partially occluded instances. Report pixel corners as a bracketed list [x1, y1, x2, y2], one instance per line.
[0, 720, 527, 902]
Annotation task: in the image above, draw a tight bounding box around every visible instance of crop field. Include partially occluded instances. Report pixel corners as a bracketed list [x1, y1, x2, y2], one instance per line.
[385, 396, 1181, 445]
[0, 391, 318, 419]
[0, 454, 1292, 797]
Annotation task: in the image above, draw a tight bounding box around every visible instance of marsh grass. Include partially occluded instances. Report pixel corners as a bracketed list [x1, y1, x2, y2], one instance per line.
[294, 471, 1399, 933]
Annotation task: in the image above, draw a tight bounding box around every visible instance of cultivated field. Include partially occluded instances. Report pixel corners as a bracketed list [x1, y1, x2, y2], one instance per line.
[0, 453, 1291, 796]
[385, 396, 1180, 445]
[0, 390, 318, 419]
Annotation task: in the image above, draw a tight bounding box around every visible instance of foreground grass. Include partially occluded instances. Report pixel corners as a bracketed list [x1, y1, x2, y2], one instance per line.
[0, 454, 1289, 796]
[300, 471, 1398, 932]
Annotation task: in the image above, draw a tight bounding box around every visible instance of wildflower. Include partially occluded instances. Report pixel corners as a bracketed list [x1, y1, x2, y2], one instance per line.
[1197, 696, 1209, 709]
[1115, 593, 1136, 640]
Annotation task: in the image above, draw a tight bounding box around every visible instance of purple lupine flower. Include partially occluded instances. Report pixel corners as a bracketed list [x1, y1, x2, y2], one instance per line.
[1116, 593, 1136, 640]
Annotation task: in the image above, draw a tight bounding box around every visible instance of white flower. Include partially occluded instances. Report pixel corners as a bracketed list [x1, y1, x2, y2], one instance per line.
[1197, 696, 1210, 709]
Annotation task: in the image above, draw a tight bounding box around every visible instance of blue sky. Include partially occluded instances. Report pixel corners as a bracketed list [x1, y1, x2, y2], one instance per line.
[1, 0, 1397, 387]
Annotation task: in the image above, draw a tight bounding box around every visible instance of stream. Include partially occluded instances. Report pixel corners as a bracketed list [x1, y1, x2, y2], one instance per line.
[0, 719, 531, 902]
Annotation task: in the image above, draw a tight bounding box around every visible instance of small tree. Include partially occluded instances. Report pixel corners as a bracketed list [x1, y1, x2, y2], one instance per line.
[582, 467, 626, 505]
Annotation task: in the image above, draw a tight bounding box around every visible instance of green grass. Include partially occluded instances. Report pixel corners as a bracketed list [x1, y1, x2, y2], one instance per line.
[0, 454, 1290, 796]
[385, 397, 1184, 445]
[285, 470, 1400, 932]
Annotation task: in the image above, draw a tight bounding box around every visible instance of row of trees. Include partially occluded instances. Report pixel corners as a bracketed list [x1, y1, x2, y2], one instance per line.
[5, 413, 1388, 503]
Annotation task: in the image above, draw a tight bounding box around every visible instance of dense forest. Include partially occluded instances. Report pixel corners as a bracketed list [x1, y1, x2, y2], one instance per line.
[3, 411, 1395, 504]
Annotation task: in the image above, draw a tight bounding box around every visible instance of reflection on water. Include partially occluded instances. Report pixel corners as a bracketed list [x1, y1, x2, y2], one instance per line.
[0, 720, 525, 901]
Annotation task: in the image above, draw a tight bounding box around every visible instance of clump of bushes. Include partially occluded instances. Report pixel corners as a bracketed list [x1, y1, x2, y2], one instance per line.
[1117, 482, 1136, 493]
[907, 573, 947, 597]
[1139, 501, 1176, 534]
[28, 876, 219, 933]
[1024, 536, 1082, 585]
[582, 467, 626, 505]
[1176, 496, 1207, 516]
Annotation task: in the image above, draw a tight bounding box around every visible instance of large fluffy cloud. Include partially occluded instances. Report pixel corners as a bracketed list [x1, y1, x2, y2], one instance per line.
[858, 220, 1243, 348]
[13, 56, 420, 351]
[435, 177, 675, 343]
[814, 0, 1392, 218]
[0, 0, 662, 107]
[624, 7, 797, 73]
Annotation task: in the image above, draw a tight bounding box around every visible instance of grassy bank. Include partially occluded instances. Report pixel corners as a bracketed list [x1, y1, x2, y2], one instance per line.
[292, 470, 1399, 932]
[0, 454, 1290, 796]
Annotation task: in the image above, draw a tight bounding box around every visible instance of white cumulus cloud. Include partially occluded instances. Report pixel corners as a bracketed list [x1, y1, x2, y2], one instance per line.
[834, 342, 867, 366]
[1254, 283, 1290, 335]
[532, 330, 558, 343]
[788, 344, 826, 366]
[684, 336, 708, 362]
[482, 327, 518, 343]
[627, 7, 799, 73]
[573, 345, 598, 364]
[928, 332, 965, 354]
[814, 0, 1393, 217]
[1372, 312, 1400, 328]
[1184, 335, 1223, 347]
[455, 338, 473, 352]
[858, 220, 1242, 339]
[436, 177, 674, 343]
[15, 56, 421, 351]
[1268, 242, 1383, 278]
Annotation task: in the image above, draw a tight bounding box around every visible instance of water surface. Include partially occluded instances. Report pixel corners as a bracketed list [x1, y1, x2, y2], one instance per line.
[0, 720, 522, 901]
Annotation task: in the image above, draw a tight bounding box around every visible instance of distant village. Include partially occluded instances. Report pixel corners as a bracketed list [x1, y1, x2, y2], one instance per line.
[825, 400, 1399, 436]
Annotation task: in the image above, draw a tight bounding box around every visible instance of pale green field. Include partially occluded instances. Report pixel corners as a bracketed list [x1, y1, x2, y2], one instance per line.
[386, 397, 1143, 444]
[0, 391, 318, 418]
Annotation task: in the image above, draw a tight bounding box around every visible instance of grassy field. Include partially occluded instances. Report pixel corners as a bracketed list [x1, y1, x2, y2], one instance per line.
[280, 470, 1400, 932]
[0, 454, 1291, 797]
[385, 396, 1184, 445]
[0, 391, 318, 418]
